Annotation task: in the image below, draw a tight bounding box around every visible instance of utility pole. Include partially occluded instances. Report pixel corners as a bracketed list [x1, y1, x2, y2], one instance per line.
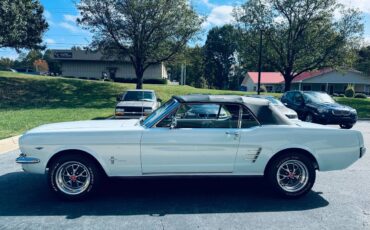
[180, 63, 187, 85]
[180, 64, 184, 85]
[257, 29, 263, 95]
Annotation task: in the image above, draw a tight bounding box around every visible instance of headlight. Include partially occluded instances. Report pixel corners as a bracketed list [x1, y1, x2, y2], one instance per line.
[350, 109, 357, 114]
[144, 108, 153, 115]
[317, 107, 329, 113]
[116, 108, 125, 112]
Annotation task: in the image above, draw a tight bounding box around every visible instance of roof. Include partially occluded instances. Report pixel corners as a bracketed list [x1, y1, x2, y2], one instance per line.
[247, 72, 284, 84]
[126, 89, 155, 92]
[172, 94, 292, 126]
[50, 49, 131, 62]
[244, 68, 335, 84]
[172, 94, 269, 106]
[249, 95, 275, 99]
[293, 68, 333, 82]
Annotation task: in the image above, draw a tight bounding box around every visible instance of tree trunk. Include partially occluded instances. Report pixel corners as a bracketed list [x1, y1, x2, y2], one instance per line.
[283, 75, 293, 92]
[136, 73, 144, 89]
[134, 65, 145, 89]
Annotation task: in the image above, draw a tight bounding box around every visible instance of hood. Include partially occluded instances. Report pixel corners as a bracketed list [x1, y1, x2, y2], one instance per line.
[26, 119, 142, 134]
[275, 105, 297, 115]
[307, 102, 354, 111]
[116, 101, 156, 108]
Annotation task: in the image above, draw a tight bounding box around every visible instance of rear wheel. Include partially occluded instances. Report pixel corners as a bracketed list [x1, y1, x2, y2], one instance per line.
[340, 124, 353, 129]
[48, 155, 102, 200]
[266, 153, 316, 198]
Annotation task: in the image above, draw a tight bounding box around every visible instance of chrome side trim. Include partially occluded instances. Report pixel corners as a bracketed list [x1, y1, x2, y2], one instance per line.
[16, 156, 40, 164]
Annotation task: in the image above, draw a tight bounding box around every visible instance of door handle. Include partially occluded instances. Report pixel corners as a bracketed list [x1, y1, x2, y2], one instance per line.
[226, 131, 239, 137]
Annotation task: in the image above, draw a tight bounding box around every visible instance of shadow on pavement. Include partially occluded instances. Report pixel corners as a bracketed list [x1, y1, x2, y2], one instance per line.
[0, 172, 329, 219]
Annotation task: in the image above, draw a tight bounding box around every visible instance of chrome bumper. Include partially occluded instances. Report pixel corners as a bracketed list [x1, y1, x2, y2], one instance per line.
[16, 154, 40, 164]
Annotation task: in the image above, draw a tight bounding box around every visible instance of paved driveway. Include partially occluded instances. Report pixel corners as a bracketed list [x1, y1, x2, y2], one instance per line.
[0, 122, 369, 230]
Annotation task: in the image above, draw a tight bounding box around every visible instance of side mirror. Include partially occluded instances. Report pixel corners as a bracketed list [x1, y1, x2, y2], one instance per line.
[157, 98, 162, 103]
[170, 117, 177, 129]
[116, 94, 122, 102]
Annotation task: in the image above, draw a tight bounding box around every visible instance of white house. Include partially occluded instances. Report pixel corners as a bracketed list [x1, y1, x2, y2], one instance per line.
[241, 69, 370, 94]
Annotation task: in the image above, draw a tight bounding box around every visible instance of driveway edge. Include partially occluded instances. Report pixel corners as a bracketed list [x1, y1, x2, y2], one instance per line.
[0, 135, 20, 154]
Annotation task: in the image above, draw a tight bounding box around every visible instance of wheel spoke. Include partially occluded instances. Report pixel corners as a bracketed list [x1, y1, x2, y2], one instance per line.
[276, 159, 309, 193]
[55, 161, 91, 195]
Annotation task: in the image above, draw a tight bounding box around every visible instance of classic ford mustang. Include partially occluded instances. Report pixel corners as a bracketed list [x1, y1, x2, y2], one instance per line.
[16, 95, 366, 200]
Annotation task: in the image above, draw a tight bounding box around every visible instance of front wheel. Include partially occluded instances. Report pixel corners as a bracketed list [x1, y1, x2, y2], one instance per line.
[48, 155, 102, 200]
[266, 153, 316, 198]
[340, 124, 353, 129]
[304, 113, 314, 123]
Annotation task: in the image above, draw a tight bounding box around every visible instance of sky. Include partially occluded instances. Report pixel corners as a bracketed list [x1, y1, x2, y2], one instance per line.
[1, 0, 370, 59]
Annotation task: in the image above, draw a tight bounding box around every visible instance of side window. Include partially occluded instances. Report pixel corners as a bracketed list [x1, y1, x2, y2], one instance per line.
[284, 92, 293, 103]
[241, 107, 259, 128]
[293, 92, 303, 105]
[175, 103, 240, 129]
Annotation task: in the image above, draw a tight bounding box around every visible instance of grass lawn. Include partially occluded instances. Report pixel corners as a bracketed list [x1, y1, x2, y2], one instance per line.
[1, 71, 369, 139]
[335, 97, 370, 119]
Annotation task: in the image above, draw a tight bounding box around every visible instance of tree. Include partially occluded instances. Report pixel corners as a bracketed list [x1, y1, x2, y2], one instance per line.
[234, 0, 363, 91]
[0, 0, 48, 50]
[204, 25, 238, 89]
[355, 45, 370, 75]
[78, 0, 203, 89]
[33, 59, 48, 72]
[166, 46, 206, 88]
[23, 50, 43, 70]
[43, 49, 62, 74]
[0, 58, 15, 70]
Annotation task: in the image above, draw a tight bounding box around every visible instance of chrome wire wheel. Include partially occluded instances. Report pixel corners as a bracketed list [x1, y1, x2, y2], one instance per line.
[55, 161, 91, 196]
[276, 160, 309, 193]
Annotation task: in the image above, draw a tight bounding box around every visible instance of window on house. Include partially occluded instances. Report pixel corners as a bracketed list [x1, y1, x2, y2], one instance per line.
[266, 86, 273, 92]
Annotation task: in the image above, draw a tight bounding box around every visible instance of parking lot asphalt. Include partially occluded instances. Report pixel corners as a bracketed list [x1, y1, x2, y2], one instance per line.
[0, 122, 369, 230]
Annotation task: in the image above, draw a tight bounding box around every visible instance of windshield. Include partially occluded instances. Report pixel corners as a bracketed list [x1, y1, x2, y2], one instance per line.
[303, 92, 335, 104]
[142, 99, 178, 127]
[123, 91, 154, 102]
[265, 97, 284, 106]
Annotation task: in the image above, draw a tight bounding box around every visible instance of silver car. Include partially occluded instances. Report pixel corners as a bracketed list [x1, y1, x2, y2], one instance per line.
[250, 95, 298, 119]
[115, 90, 161, 119]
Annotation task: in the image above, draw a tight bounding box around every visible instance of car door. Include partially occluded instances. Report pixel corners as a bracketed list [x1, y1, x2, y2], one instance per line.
[140, 103, 241, 174]
[284, 92, 305, 118]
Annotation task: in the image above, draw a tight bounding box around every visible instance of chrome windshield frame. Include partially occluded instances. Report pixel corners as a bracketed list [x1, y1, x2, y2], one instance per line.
[141, 99, 180, 128]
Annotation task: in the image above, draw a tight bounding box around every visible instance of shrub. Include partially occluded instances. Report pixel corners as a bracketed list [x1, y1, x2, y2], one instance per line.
[354, 93, 367, 99]
[144, 79, 168, 84]
[344, 84, 355, 98]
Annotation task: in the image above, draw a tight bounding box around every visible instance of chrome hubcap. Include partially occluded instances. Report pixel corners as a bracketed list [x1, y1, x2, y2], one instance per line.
[276, 160, 309, 193]
[55, 161, 91, 195]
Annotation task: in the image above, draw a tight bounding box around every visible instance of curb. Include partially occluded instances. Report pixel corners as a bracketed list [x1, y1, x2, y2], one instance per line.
[0, 135, 20, 155]
[358, 118, 370, 121]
